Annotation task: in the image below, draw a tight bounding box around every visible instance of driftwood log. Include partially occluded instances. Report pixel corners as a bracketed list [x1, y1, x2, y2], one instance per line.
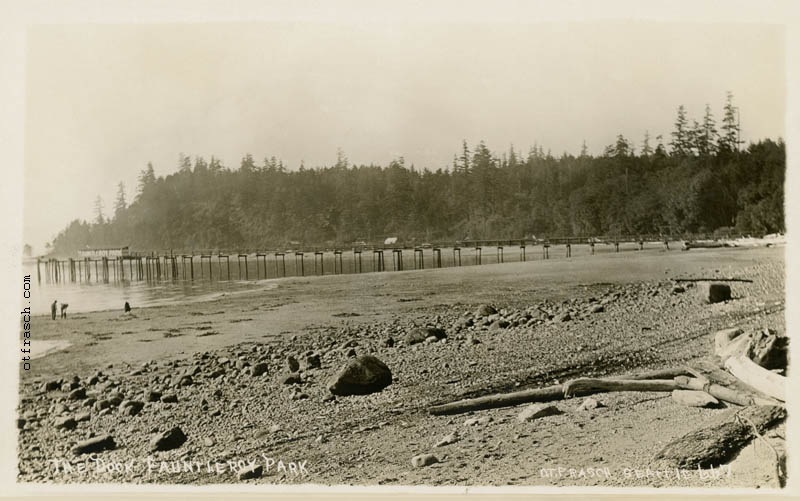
[563, 378, 678, 398]
[673, 376, 778, 407]
[746, 329, 788, 371]
[428, 367, 693, 416]
[652, 405, 786, 469]
[428, 384, 564, 415]
[724, 355, 786, 402]
[673, 277, 753, 283]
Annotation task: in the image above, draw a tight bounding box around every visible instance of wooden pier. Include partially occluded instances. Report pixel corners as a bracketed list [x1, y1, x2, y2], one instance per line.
[35, 233, 733, 286]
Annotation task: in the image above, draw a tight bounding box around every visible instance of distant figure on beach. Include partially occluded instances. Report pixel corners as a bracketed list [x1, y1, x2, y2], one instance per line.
[60, 303, 69, 319]
[51, 300, 57, 320]
[124, 301, 131, 313]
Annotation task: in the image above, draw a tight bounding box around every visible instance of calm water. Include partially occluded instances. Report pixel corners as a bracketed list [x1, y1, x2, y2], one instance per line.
[22, 262, 278, 315]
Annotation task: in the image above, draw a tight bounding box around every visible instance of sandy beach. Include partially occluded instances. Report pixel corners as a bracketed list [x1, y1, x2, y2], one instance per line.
[17, 245, 786, 487]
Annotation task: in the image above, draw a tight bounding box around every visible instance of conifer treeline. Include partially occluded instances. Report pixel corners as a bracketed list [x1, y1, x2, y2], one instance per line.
[49, 95, 784, 254]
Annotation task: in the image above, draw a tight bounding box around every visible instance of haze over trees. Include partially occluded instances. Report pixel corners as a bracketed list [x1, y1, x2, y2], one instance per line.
[48, 94, 784, 254]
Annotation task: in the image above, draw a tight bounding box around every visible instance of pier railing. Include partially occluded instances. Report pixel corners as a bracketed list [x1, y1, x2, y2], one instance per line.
[34, 232, 746, 286]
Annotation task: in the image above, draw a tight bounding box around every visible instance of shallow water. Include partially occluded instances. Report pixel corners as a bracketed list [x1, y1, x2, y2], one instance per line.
[22, 262, 277, 315]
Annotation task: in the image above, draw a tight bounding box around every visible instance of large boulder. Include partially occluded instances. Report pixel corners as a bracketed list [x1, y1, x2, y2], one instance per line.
[327, 355, 392, 396]
[72, 435, 116, 455]
[474, 304, 497, 318]
[698, 283, 731, 304]
[405, 327, 446, 345]
[150, 426, 187, 451]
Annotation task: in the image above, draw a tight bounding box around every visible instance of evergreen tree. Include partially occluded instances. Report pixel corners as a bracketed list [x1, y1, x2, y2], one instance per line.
[137, 162, 156, 196]
[94, 195, 105, 225]
[114, 182, 127, 218]
[696, 104, 718, 157]
[720, 91, 741, 152]
[641, 131, 653, 157]
[670, 105, 691, 156]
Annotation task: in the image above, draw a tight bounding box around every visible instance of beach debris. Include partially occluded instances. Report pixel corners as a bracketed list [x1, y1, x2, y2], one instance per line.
[435, 431, 460, 447]
[725, 355, 785, 402]
[577, 397, 604, 411]
[671, 389, 719, 408]
[653, 405, 785, 469]
[564, 378, 678, 398]
[746, 328, 788, 370]
[429, 367, 695, 416]
[72, 435, 116, 455]
[327, 355, 392, 396]
[411, 453, 439, 467]
[714, 327, 747, 361]
[150, 426, 187, 451]
[160, 394, 178, 403]
[518, 403, 562, 423]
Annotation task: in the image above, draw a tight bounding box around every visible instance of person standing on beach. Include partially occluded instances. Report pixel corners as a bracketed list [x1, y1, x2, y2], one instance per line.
[124, 301, 131, 313]
[60, 303, 68, 319]
[51, 300, 57, 320]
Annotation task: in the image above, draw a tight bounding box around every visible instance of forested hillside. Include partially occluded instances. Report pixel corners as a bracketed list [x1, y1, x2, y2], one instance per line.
[48, 94, 784, 254]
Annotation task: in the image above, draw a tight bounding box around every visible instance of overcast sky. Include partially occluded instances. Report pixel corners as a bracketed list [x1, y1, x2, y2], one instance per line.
[22, 21, 784, 253]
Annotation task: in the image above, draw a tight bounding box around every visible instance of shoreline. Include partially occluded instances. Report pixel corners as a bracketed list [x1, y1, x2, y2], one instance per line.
[18, 246, 786, 487]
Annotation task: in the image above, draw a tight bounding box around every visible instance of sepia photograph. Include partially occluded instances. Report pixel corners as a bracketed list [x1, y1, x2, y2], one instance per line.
[4, 0, 797, 496]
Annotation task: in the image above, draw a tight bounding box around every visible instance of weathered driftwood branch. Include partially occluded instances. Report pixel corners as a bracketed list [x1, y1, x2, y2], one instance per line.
[427, 366, 774, 416]
[427, 367, 693, 416]
[614, 367, 693, 381]
[673, 375, 777, 407]
[673, 277, 753, 283]
[724, 355, 785, 402]
[652, 405, 786, 469]
[563, 378, 678, 398]
[428, 384, 564, 415]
